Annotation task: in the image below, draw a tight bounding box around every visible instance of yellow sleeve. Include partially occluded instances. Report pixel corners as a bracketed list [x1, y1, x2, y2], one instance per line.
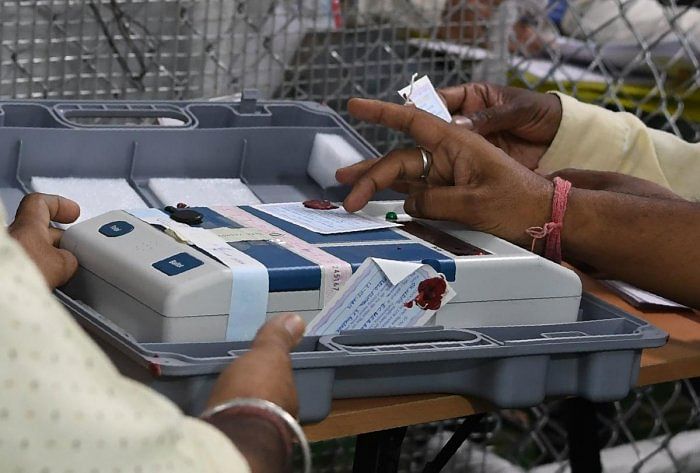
[0, 224, 250, 473]
[537, 92, 700, 202]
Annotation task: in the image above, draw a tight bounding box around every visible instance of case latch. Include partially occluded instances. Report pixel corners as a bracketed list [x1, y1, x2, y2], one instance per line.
[239, 89, 261, 114]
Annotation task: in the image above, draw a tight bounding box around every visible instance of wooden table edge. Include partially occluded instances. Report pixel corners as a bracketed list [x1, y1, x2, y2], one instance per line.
[303, 274, 700, 442]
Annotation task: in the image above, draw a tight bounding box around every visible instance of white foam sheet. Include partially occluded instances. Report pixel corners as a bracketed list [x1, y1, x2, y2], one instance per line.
[307, 133, 365, 189]
[30, 177, 147, 226]
[148, 178, 262, 207]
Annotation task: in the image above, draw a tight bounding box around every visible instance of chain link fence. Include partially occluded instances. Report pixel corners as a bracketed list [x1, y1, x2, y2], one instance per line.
[507, 0, 700, 143]
[0, 0, 509, 149]
[305, 379, 700, 472]
[1, 1, 698, 471]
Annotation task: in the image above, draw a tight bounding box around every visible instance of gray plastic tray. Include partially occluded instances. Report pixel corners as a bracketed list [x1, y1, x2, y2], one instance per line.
[0, 90, 393, 220]
[61, 291, 666, 423]
[0, 96, 668, 423]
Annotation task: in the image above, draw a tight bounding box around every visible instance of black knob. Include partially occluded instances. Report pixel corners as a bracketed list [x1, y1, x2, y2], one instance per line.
[168, 209, 203, 225]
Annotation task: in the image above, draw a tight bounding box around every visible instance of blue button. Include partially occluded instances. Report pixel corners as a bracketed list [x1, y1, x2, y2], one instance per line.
[152, 252, 204, 276]
[99, 221, 134, 237]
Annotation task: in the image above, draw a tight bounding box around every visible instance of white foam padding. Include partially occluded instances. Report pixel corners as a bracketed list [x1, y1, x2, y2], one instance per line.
[31, 177, 148, 226]
[307, 133, 365, 189]
[148, 178, 262, 206]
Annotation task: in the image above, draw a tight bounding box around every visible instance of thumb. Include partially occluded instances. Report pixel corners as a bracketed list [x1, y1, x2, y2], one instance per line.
[251, 313, 305, 353]
[404, 187, 472, 222]
[458, 104, 519, 136]
[50, 248, 79, 289]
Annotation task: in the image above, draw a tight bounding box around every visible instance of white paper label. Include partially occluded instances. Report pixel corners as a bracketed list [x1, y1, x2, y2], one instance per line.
[306, 258, 456, 336]
[398, 75, 452, 122]
[251, 202, 401, 235]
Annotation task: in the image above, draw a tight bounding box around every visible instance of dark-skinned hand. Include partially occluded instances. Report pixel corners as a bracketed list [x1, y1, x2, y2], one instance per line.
[439, 82, 562, 170]
[548, 169, 685, 201]
[8, 193, 80, 289]
[207, 313, 305, 418]
[336, 98, 553, 247]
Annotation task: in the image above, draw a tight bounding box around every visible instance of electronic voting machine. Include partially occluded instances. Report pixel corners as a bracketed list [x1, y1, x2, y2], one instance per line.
[60, 200, 582, 343]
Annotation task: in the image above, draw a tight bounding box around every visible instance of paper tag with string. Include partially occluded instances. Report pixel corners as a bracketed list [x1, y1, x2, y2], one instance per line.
[398, 74, 452, 122]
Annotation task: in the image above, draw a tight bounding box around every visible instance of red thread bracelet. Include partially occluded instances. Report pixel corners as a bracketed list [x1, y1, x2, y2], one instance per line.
[526, 177, 572, 264]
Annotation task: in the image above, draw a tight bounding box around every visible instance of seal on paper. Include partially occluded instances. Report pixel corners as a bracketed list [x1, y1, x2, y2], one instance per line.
[404, 276, 448, 310]
[303, 199, 339, 210]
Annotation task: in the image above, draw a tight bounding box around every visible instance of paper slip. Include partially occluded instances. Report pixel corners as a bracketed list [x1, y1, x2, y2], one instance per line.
[601, 280, 690, 311]
[398, 74, 452, 122]
[251, 202, 401, 235]
[210, 227, 278, 243]
[306, 258, 456, 336]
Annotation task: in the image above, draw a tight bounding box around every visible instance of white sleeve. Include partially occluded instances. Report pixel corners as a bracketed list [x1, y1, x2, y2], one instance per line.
[0, 223, 250, 473]
[538, 92, 700, 202]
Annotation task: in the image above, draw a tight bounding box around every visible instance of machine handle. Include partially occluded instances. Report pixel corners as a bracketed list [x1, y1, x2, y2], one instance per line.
[320, 326, 496, 353]
[53, 103, 196, 128]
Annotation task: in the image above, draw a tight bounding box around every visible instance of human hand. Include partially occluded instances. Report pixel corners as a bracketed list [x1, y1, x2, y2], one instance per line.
[337, 98, 553, 246]
[438, 83, 562, 170]
[8, 193, 80, 289]
[548, 169, 685, 201]
[207, 313, 306, 417]
[205, 314, 305, 473]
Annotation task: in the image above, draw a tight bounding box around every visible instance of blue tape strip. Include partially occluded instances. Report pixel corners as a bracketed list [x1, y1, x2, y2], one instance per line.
[323, 243, 456, 281]
[188, 207, 243, 229]
[229, 241, 321, 292]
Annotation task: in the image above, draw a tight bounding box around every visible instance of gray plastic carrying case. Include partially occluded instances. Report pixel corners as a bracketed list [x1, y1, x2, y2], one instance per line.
[0, 94, 668, 423]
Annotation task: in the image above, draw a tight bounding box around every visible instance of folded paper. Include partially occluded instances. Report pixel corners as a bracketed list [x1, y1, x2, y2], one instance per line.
[306, 257, 456, 336]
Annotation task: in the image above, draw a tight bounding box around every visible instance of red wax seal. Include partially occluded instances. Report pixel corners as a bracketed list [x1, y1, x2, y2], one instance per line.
[303, 199, 338, 210]
[406, 276, 448, 310]
[176, 202, 188, 209]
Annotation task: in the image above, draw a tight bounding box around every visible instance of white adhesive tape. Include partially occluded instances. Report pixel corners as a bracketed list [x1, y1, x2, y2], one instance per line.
[127, 208, 269, 341]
